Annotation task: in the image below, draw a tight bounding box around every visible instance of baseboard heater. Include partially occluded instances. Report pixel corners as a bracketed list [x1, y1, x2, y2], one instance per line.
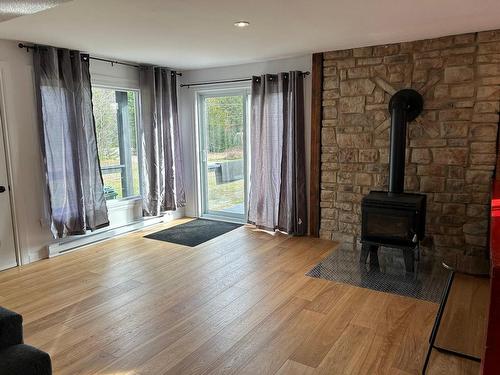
[47, 213, 178, 257]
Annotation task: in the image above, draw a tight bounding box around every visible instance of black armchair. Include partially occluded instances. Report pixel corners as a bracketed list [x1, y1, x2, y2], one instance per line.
[0, 307, 52, 375]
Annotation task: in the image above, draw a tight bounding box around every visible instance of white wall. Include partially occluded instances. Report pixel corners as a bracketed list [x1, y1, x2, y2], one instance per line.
[0, 40, 148, 263]
[179, 55, 313, 221]
[0, 40, 48, 263]
[90, 59, 139, 89]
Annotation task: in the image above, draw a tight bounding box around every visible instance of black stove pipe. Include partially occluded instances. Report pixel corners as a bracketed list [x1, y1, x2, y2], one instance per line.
[388, 89, 423, 194]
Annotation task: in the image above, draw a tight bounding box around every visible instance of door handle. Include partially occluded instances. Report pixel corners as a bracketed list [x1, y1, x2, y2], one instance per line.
[0, 186, 6, 193]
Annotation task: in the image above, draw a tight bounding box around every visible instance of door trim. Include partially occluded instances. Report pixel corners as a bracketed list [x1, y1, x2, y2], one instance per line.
[0, 66, 21, 266]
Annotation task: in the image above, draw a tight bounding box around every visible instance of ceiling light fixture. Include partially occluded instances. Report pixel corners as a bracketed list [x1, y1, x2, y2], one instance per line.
[234, 21, 250, 28]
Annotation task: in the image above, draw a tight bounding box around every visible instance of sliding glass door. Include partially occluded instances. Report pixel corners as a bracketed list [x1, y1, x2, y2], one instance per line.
[198, 89, 249, 222]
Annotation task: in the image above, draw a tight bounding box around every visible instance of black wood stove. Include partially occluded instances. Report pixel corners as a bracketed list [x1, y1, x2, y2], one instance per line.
[360, 89, 426, 273]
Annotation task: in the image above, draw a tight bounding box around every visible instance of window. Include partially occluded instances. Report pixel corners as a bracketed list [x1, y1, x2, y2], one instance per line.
[92, 87, 140, 201]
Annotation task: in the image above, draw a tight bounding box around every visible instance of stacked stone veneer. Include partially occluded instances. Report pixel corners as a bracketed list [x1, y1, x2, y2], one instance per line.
[319, 30, 500, 257]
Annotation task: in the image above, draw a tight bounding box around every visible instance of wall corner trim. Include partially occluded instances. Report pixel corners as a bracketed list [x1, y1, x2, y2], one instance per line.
[309, 53, 323, 237]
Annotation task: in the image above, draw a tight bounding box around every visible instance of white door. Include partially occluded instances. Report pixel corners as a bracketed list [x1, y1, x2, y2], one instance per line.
[0, 112, 17, 270]
[198, 89, 250, 222]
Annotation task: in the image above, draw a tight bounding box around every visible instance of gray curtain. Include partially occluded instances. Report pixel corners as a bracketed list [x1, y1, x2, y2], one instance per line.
[139, 67, 185, 216]
[33, 46, 109, 238]
[248, 71, 307, 235]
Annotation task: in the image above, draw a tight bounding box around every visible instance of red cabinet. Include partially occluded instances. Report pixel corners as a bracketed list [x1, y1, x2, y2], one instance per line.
[482, 180, 500, 375]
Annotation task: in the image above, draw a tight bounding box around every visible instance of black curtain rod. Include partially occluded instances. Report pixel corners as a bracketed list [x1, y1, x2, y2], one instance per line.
[180, 71, 310, 88]
[18, 43, 182, 76]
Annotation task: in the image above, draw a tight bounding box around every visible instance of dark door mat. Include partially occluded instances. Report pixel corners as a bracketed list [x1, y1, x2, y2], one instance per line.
[144, 219, 243, 247]
[306, 246, 449, 303]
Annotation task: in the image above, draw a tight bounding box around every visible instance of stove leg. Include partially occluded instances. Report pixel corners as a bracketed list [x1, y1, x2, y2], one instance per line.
[360, 244, 379, 264]
[414, 246, 420, 274]
[369, 245, 379, 266]
[403, 248, 415, 273]
[360, 244, 370, 264]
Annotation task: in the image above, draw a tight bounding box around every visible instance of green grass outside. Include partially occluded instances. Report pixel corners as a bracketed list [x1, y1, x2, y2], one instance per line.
[206, 169, 244, 212]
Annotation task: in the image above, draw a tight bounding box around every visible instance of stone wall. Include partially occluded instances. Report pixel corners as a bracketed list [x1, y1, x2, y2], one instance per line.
[319, 30, 500, 257]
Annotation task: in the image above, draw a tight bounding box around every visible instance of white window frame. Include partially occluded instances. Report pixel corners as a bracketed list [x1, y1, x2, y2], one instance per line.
[92, 85, 142, 206]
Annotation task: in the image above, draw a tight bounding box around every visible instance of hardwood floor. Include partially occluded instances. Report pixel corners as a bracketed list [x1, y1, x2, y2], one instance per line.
[0, 219, 488, 374]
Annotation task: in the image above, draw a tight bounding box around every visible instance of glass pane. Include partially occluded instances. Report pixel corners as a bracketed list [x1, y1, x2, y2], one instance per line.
[92, 87, 140, 200]
[367, 212, 410, 238]
[204, 95, 245, 215]
[127, 92, 140, 197]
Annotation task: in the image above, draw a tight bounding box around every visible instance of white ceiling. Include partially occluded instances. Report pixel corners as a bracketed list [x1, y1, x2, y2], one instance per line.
[0, 0, 499, 70]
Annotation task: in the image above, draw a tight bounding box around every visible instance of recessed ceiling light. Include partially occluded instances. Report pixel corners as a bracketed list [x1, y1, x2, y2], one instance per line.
[234, 21, 250, 28]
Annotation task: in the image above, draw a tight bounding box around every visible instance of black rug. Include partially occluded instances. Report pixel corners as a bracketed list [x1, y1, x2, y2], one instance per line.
[144, 219, 242, 247]
[306, 246, 448, 302]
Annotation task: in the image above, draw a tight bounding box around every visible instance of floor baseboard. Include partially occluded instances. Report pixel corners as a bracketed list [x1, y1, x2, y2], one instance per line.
[48, 212, 182, 257]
